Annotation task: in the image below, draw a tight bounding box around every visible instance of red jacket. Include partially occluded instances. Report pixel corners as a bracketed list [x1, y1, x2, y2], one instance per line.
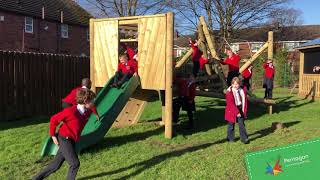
[117, 61, 135, 74]
[62, 87, 98, 115]
[121, 43, 135, 62]
[199, 57, 209, 70]
[62, 87, 81, 105]
[129, 59, 138, 73]
[177, 78, 196, 101]
[221, 54, 240, 71]
[242, 68, 252, 79]
[49, 106, 93, 142]
[263, 62, 275, 78]
[190, 42, 203, 62]
[224, 87, 248, 123]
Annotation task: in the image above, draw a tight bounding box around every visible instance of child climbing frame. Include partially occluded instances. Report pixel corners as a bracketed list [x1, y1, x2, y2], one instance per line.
[90, 13, 174, 138]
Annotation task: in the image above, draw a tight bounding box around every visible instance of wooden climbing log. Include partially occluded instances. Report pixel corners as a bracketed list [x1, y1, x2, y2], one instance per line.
[268, 31, 273, 60]
[175, 48, 193, 68]
[199, 16, 220, 61]
[239, 42, 268, 73]
[195, 74, 219, 82]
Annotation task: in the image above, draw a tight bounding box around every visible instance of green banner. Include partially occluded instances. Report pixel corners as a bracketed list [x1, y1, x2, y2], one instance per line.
[245, 138, 320, 180]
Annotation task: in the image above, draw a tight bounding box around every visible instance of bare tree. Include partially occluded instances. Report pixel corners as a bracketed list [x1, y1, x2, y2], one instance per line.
[82, 0, 170, 17]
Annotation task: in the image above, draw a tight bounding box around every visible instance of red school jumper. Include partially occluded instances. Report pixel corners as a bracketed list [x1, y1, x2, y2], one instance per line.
[190, 42, 208, 70]
[221, 54, 241, 71]
[49, 106, 94, 142]
[263, 62, 275, 78]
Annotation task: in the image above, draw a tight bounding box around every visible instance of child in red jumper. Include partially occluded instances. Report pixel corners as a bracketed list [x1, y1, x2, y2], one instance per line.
[173, 74, 197, 129]
[121, 43, 138, 75]
[263, 59, 275, 99]
[32, 89, 99, 180]
[62, 78, 92, 108]
[241, 65, 253, 90]
[225, 77, 249, 144]
[189, 38, 208, 77]
[111, 54, 135, 88]
[220, 49, 241, 86]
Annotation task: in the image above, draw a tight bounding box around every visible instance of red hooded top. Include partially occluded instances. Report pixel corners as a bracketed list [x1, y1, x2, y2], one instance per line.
[263, 62, 275, 78]
[242, 68, 252, 79]
[176, 78, 196, 101]
[190, 41, 203, 62]
[221, 54, 240, 71]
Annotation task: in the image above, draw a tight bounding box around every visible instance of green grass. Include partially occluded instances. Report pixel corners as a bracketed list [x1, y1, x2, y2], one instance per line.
[1, 88, 320, 179]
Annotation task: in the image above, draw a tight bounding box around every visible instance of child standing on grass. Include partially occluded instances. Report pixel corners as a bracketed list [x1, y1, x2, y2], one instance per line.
[32, 89, 99, 180]
[263, 59, 275, 99]
[173, 74, 197, 129]
[225, 77, 249, 144]
[111, 54, 135, 88]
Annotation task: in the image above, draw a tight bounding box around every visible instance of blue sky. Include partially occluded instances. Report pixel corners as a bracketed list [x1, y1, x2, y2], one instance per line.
[292, 0, 320, 25]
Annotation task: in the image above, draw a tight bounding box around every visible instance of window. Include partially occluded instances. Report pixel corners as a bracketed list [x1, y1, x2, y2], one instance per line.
[283, 42, 300, 51]
[251, 42, 264, 52]
[25, 17, 33, 33]
[87, 29, 89, 41]
[61, 24, 68, 38]
[230, 43, 239, 53]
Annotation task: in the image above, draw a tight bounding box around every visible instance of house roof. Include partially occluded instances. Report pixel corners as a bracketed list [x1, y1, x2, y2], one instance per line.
[174, 25, 320, 47]
[295, 38, 320, 50]
[0, 0, 92, 26]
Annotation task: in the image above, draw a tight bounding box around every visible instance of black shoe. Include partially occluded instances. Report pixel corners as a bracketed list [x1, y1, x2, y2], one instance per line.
[241, 139, 250, 144]
[227, 138, 235, 143]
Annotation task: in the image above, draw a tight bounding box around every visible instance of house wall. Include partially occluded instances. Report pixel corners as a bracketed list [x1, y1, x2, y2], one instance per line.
[0, 11, 89, 56]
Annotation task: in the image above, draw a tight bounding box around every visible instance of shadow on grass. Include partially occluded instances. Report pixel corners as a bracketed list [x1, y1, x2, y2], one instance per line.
[81, 126, 164, 154]
[248, 121, 301, 142]
[0, 116, 49, 131]
[78, 138, 227, 180]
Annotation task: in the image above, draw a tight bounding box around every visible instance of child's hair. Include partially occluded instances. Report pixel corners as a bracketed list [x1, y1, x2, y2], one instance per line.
[231, 77, 240, 85]
[76, 88, 96, 104]
[119, 54, 128, 60]
[81, 78, 92, 88]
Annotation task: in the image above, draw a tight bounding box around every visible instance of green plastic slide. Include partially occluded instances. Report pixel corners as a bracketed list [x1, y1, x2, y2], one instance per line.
[40, 75, 140, 157]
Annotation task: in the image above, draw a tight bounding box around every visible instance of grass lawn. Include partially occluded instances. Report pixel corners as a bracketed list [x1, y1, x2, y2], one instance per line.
[1, 88, 320, 179]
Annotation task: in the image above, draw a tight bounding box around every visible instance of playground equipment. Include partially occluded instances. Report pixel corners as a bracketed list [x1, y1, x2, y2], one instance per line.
[175, 21, 276, 114]
[40, 13, 279, 156]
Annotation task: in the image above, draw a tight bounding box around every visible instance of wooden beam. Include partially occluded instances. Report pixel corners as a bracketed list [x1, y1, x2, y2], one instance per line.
[92, 14, 166, 22]
[119, 25, 138, 31]
[195, 74, 219, 82]
[175, 48, 193, 68]
[239, 42, 268, 73]
[197, 24, 212, 75]
[268, 31, 273, 60]
[120, 39, 138, 42]
[119, 19, 139, 25]
[89, 18, 95, 92]
[165, 12, 173, 139]
[199, 16, 220, 61]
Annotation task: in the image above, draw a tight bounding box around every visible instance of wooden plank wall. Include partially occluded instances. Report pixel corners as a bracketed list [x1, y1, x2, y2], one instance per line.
[92, 20, 119, 88]
[138, 16, 167, 90]
[299, 75, 320, 97]
[0, 51, 89, 121]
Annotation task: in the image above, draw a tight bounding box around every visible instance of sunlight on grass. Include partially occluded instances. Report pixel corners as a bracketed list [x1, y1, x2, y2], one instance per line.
[1, 89, 319, 179]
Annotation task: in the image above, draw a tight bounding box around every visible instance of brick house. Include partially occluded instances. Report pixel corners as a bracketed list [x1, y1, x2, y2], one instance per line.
[0, 0, 92, 56]
[174, 25, 320, 73]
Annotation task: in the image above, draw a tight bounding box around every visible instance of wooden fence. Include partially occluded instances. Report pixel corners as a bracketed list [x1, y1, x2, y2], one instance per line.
[0, 51, 89, 121]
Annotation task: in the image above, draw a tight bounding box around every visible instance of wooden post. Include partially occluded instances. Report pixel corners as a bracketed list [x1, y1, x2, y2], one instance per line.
[268, 105, 273, 115]
[165, 12, 173, 139]
[89, 19, 96, 92]
[199, 16, 220, 60]
[175, 48, 193, 68]
[268, 31, 273, 60]
[298, 52, 304, 96]
[197, 24, 212, 75]
[239, 42, 268, 73]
